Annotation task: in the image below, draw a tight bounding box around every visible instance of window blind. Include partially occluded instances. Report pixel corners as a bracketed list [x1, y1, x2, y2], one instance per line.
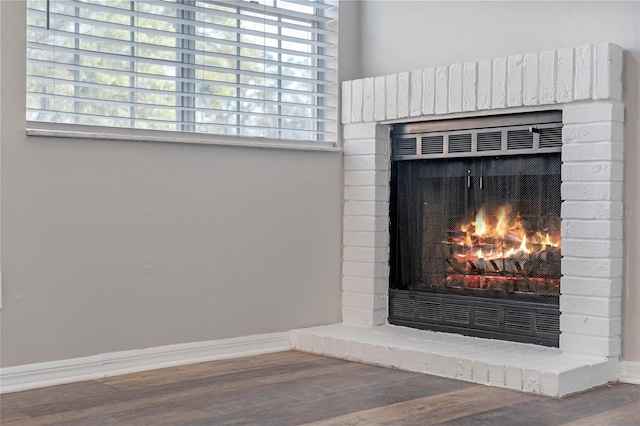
[26, 0, 337, 142]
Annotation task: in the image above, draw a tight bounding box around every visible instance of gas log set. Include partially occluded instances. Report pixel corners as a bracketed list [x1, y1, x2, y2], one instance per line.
[443, 203, 561, 296]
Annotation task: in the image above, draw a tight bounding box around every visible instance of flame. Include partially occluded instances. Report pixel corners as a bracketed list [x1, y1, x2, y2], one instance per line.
[450, 203, 560, 262]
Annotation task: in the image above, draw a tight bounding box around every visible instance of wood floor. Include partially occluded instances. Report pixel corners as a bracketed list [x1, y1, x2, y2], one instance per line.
[2, 351, 639, 425]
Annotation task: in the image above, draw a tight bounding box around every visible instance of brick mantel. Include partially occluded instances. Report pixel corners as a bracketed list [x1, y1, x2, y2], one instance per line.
[292, 43, 625, 396]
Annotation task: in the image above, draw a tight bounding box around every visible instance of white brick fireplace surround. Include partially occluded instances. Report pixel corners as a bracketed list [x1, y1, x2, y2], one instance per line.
[291, 43, 626, 397]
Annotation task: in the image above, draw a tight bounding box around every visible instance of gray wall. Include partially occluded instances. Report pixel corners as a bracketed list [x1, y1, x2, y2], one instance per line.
[359, 0, 640, 363]
[1, 1, 345, 367]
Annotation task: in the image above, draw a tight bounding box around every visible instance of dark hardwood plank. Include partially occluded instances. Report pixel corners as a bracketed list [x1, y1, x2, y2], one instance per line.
[305, 386, 536, 426]
[2, 351, 639, 426]
[435, 382, 640, 426]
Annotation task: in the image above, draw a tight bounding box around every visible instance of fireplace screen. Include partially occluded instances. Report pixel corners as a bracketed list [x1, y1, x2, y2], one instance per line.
[391, 154, 561, 301]
[388, 112, 563, 346]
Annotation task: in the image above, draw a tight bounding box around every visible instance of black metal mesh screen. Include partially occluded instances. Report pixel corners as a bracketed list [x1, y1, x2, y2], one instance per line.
[390, 154, 561, 302]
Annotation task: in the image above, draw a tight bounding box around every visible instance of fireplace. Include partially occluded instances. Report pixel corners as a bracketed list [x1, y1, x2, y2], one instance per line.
[292, 43, 624, 397]
[388, 112, 563, 346]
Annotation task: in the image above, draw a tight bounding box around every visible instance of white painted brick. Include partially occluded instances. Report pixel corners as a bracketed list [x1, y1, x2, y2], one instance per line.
[561, 276, 622, 298]
[560, 314, 621, 337]
[427, 353, 444, 376]
[542, 365, 592, 397]
[344, 139, 389, 156]
[562, 219, 622, 239]
[343, 291, 387, 311]
[523, 53, 539, 105]
[522, 369, 541, 393]
[422, 68, 436, 115]
[342, 276, 387, 294]
[562, 163, 623, 182]
[343, 261, 389, 279]
[505, 366, 523, 390]
[539, 50, 557, 104]
[590, 359, 618, 387]
[556, 47, 574, 103]
[397, 71, 410, 119]
[344, 217, 389, 233]
[351, 79, 364, 123]
[374, 76, 386, 121]
[472, 360, 489, 384]
[492, 57, 507, 109]
[561, 295, 622, 317]
[289, 330, 301, 349]
[488, 364, 506, 387]
[462, 62, 477, 112]
[397, 349, 429, 373]
[341, 80, 352, 124]
[507, 55, 523, 107]
[562, 142, 623, 162]
[409, 70, 423, 117]
[477, 60, 492, 110]
[343, 122, 384, 140]
[385, 74, 398, 120]
[343, 230, 389, 247]
[563, 122, 624, 143]
[448, 63, 463, 113]
[594, 43, 623, 101]
[435, 66, 449, 114]
[311, 334, 324, 354]
[574, 45, 592, 100]
[322, 336, 337, 357]
[562, 238, 622, 258]
[563, 257, 622, 278]
[344, 170, 390, 187]
[562, 200, 622, 219]
[344, 186, 389, 202]
[563, 101, 624, 124]
[456, 358, 473, 381]
[343, 246, 389, 263]
[442, 356, 458, 378]
[362, 77, 375, 123]
[561, 182, 622, 201]
[344, 201, 388, 218]
[561, 333, 620, 357]
[342, 307, 386, 327]
[344, 155, 388, 171]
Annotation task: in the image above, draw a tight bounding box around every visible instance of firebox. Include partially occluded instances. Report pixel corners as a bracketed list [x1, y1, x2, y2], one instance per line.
[389, 111, 563, 347]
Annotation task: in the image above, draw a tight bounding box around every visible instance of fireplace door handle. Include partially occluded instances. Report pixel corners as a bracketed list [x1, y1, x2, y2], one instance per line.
[480, 176, 483, 189]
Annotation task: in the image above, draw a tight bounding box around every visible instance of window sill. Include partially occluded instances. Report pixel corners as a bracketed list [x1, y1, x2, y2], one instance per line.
[26, 125, 342, 153]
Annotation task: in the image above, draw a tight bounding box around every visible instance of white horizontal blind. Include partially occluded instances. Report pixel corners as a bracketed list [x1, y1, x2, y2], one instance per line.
[27, 0, 336, 142]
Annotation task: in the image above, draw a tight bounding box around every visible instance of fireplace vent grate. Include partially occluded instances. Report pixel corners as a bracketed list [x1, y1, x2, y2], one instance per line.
[394, 138, 417, 156]
[539, 127, 563, 148]
[391, 111, 562, 161]
[422, 135, 444, 154]
[477, 131, 502, 151]
[507, 129, 534, 150]
[448, 134, 472, 153]
[388, 290, 561, 347]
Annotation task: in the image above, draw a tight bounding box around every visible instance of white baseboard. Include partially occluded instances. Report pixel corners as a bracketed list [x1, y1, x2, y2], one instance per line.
[619, 360, 640, 385]
[0, 331, 291, 394]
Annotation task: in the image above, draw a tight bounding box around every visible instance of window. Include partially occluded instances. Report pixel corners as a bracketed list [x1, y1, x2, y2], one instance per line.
[26, 0, 336, 142]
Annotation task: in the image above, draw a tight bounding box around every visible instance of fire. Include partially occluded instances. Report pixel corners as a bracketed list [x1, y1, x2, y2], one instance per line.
[453, 203, 560, 261]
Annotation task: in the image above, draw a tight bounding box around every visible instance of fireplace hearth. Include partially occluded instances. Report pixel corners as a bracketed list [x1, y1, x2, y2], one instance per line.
[388, 112, 563, 346]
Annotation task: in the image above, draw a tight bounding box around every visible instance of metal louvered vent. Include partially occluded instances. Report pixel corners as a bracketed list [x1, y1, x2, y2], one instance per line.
[536, 312, 561, 334]
[474, 307, 500, 328]
[394, 138, 417, 156]
[418, 301, 441, 320]
[391, 111, 562, 160]
[422, 136, 444, 155]
[391, 297, 415, 318]
[507, 129, 534, 150]
[504, 310, 532, 331]
[448, 134, 472, 153]
[539, 127, 563, 148]
[445, 304, 470, 324]
[477, 131, 502, 151]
